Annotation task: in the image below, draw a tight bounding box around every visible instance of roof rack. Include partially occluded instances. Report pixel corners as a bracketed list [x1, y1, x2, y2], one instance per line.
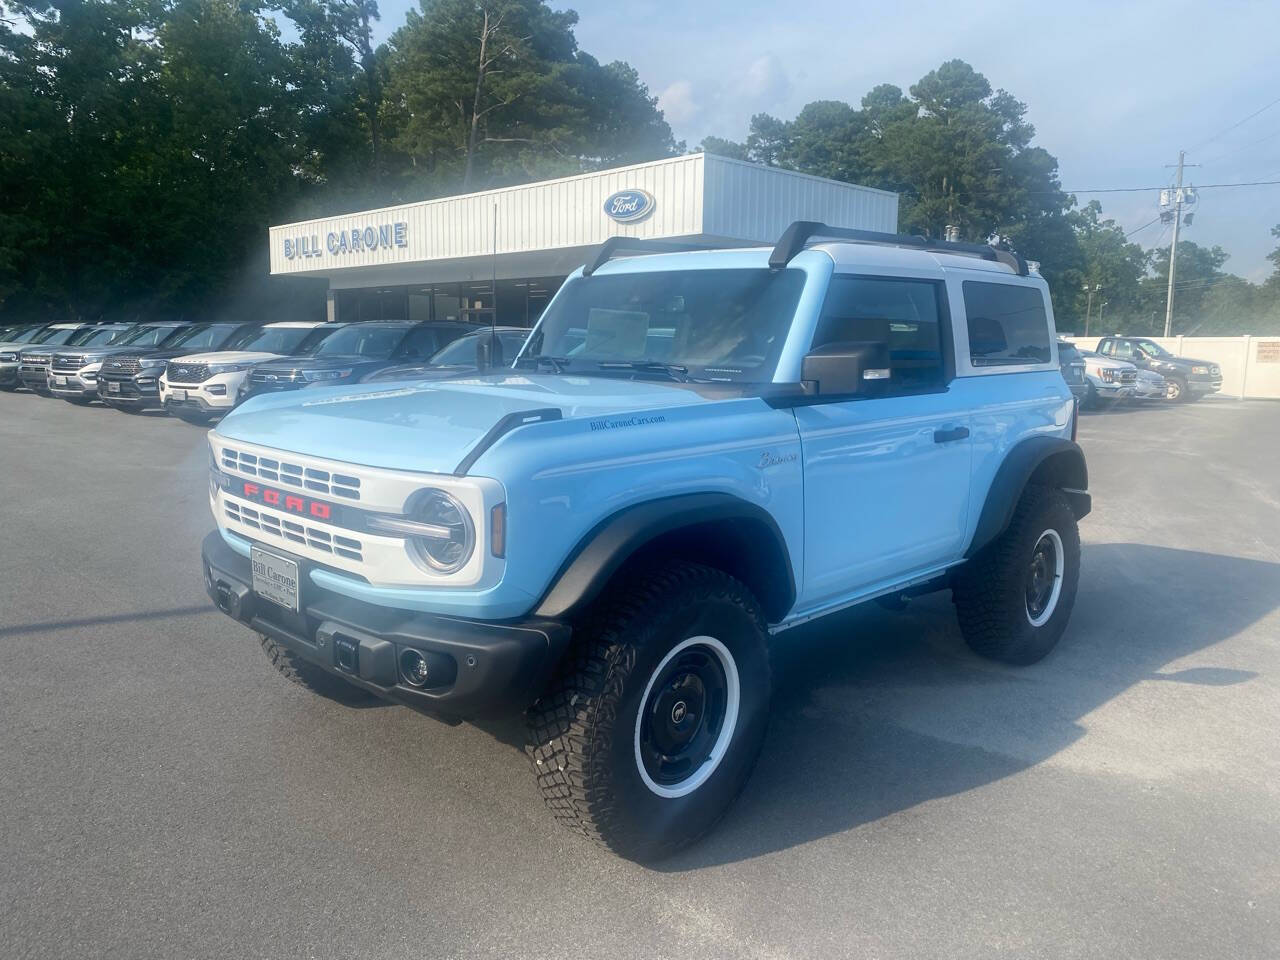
[768, 221, 1029, 276]
[582, 236, 729, 276]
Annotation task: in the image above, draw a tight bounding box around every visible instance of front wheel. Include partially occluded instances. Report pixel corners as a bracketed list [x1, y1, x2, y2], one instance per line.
[953, 486, 1081, 665]
[1166, 377, 1188, 402]
[527, 561, 771, 862]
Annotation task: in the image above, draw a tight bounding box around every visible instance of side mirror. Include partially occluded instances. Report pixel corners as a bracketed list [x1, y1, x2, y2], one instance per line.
[801, 341, 891, 396]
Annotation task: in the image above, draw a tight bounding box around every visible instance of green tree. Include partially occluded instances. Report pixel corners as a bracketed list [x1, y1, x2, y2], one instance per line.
[382, 0, 675, 194]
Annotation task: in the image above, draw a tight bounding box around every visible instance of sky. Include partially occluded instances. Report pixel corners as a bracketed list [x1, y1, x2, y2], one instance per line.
[370, 0, 1280, 280]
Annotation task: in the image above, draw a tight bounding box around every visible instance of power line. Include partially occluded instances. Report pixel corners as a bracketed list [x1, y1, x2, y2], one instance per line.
[1125, 215, 1161, 238]
[1061, 179, 1280, 194]
[1188, 95, 1280, 152]
[1200, 128, 1280, 166]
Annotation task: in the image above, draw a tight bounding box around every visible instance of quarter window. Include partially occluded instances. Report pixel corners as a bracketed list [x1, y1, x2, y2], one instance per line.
[812, 277, 947, 392]
[962, 281, 1051, 366]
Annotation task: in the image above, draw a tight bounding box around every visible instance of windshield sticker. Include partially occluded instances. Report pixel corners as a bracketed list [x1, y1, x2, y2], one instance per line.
[585, 308, 650, 358]
[589, 413, 667, 432]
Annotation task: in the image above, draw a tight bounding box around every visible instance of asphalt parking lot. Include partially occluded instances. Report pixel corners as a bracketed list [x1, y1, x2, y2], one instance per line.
[1, 393, 1277, 960]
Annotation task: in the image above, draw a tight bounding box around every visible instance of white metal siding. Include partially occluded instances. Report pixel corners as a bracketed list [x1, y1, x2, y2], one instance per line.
[701, 154, 898, 241]
[269, 155, 705, 276]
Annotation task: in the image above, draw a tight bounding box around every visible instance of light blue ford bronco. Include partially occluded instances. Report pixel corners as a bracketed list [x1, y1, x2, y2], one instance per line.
[201, 222, 1090, 860]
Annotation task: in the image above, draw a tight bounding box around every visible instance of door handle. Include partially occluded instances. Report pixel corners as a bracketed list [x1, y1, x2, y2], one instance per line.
[934, 426, 970, 443]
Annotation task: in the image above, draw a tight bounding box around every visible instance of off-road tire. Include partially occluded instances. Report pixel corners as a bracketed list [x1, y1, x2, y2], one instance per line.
[258, 632, 376, 702]
[526, 561, 771, 862]
[953, 485, 1080, 665]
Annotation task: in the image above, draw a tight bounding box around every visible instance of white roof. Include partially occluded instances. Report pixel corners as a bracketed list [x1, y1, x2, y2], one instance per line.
[268, 153, 899, 286]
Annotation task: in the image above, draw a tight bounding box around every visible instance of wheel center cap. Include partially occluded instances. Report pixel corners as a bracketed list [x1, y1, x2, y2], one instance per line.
[670, 700, 688, 724]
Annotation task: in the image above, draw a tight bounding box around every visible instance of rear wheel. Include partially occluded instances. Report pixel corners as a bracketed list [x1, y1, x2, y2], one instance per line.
[527, 561, 771, 862]
[953, 486, 1080, 665]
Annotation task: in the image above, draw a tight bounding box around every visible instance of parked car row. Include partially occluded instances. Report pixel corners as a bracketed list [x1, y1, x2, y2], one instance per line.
[0, 320, 532, 423]
[1056, 336, 1222, 409]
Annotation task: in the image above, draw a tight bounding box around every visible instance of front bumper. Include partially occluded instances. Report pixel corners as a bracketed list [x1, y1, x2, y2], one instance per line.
[1188, 378, 1222, 394]
[18, 365, 52, 392]
[0, 363, 18, 387]
[201, 530, 570, 717]
[49, 371, 98, 399]
[98, 372, 162, 407]
[161, 372, 241, 412]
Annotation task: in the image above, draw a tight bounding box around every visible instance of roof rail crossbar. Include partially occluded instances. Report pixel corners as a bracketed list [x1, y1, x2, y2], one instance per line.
[582, 236, 727, 276]
[768, 220, 1028, 276]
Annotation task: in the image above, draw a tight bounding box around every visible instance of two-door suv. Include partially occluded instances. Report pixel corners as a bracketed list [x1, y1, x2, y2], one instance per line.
[1095, 335, 1221, 401]
[201, 223, 1090, 860]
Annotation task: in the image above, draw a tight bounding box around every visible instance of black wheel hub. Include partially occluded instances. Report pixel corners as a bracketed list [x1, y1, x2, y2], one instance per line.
[638, 646, 728, 787]
[1026, 534, 1059, 621]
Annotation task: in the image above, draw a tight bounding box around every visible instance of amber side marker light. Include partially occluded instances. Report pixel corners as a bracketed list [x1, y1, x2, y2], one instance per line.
[490, 503, 507, 558]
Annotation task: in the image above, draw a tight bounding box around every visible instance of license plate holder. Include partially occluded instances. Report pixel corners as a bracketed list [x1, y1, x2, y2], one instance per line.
[54, 376, 67, 387]
[251, 546, 300, 612]
[171, 388, 187, 401]
[107, 381, 120, 393]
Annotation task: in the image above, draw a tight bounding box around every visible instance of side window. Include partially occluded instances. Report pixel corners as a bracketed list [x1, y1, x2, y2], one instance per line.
[962, 281, 1051, 366]
[812, 277, 947, 392]
[1112, 340, 1134, 360]
[1099, 340, 1113, 356]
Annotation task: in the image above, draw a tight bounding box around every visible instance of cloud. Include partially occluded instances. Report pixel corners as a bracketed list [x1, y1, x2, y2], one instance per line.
[658, 80, 700, 128]
[741, 55, 791, 105]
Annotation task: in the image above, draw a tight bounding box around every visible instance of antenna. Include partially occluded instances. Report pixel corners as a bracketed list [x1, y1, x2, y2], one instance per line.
[490, 202, 499, 363]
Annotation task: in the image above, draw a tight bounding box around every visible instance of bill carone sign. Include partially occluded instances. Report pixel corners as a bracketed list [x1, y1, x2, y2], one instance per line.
[282, 221, 409, 260]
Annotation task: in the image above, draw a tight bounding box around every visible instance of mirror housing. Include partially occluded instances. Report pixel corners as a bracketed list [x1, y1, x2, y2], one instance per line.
[801, 341, 891, 396]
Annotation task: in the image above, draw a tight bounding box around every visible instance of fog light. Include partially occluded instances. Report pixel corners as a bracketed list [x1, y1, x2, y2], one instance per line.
[400, 649, 430, 688]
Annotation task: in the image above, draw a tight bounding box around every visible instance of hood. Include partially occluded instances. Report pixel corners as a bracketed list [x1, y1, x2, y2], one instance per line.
[1156, 355, 1216, 369]
[1085, 356, 1133, 371]
[254, 355, 384, 374]
[172, 350, 288, 364]
[216, 373, 714, 474]
[54, 344, 147, 361]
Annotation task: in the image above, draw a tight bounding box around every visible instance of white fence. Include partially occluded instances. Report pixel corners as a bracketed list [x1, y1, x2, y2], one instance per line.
[1065, 336, 1280, 400]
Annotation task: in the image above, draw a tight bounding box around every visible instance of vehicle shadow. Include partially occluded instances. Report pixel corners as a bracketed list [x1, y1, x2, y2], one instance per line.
[652, 542, 1280, 871]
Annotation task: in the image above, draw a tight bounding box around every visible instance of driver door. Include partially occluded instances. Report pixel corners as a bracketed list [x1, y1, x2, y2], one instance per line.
[793, 275, 973, 609]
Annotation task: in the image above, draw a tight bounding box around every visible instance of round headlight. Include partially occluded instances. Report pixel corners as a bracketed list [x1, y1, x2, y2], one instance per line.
[407, 489, 475, 574]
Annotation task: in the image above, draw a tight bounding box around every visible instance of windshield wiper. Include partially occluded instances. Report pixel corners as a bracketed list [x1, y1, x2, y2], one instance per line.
[596, 361, 690, 382]
[515, 354, 571, 373]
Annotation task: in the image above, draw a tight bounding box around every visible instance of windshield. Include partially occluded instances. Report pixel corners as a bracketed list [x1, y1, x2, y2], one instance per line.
[222, 325, 319, 354]
[432, 330, 530, 366]
[11, 326, 50, 344]
[1136, 340, 1172, 358]
[521, 268, 807, 382]
[116, 324, 179, 347]
[32, 326, 82, 346]
[159, 323, 239, 350]
[68, 326, 128, 346]
[304, 324, 411, 359]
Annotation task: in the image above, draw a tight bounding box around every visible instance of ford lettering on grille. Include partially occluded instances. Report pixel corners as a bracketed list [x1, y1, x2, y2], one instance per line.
[232, 477, 335, 521]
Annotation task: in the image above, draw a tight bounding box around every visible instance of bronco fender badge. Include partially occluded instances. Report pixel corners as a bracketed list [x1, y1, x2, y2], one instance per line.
[758, 451, 798, 469]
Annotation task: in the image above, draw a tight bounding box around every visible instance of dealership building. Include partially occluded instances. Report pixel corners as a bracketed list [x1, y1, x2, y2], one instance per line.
[268, 153, 899, 327]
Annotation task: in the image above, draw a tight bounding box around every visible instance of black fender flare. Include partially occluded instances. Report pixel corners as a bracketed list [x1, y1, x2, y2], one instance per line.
[966, 436, 1091, 558]
[533, 493, 796, 622]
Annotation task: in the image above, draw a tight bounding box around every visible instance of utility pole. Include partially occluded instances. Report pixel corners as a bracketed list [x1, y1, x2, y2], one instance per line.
[1162, 152, 1198, 337]
[1084, 283, 1101, 336]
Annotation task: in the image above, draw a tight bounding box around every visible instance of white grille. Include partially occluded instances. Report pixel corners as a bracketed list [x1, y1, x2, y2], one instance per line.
[224, 500, 363, 561]
[220, 446, 361, 501]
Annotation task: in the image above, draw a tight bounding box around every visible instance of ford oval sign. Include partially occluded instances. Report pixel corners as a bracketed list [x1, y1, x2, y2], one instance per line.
[603, 189, 655, 223]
